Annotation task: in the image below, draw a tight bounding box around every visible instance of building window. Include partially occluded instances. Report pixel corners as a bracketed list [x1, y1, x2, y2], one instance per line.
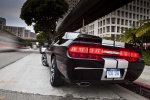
[100, 28, 102, 34]
[122, 11, 124, 17]
[117, 26, 120, 33]
[129, 13, 132, 18]
[117, 18, 120, 24]
[103, 20, 105, 25]
[137, 7, 139, 13]
[133, 14, 136, 19]
[140, 15, 143, 20]
[121, 27, 124, 33]
[111, 26, 116, 32]
[140, 8, 143, 13]
[125, 12, 128, 18]
[141, 0, 143, 6]
[106, 18, 110, 24]
[125, 20, 128, 25]
[106, 26, 110, 32]
[111, 18, 116, 24]
[133, 21, 136, 27]
[144, 9, 146, 14]
[121, 19, 124, 25]
[137, 14, 139, 20]
[129, 20, 132, 26]
[136, 22, 139, 27]
[100, 21, 102, 26]
[147, 9, 149, 14]
[103, 27, 105, 33]
[147, 2, 149, 7]
[133, 6, 136, 12]
[144, 1, 146, 7]
[117, 10, 120, 16]
[137, 0, 139, 5]
[129, 5, 132, 11]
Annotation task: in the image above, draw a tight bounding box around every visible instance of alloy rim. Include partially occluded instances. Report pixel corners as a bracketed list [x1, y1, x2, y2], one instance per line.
[50, 59, 55, 83]
[42, 54, 47, 66]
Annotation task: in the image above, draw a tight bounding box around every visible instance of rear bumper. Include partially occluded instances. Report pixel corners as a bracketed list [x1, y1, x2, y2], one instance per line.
[57, 57, 145, 84]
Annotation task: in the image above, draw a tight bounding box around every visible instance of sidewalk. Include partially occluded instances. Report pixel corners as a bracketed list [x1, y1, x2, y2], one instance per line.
[135, 65, 150, 88]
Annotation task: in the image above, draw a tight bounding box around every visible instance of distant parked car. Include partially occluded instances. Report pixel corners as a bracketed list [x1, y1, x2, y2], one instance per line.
[39, 46, 47, 54]
[42, 32, 145, 87]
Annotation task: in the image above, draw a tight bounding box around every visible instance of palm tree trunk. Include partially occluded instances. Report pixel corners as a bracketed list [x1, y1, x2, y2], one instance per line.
[140, 36, 143, 52]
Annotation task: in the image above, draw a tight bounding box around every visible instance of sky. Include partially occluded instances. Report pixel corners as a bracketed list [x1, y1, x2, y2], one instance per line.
[0, 0, 34, 32]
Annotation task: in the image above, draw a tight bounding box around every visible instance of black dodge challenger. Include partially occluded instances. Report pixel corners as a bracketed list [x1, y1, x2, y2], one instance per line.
[42, 32, 145, 87]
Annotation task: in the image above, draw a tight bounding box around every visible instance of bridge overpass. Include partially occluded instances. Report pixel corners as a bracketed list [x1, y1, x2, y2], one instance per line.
[56, 0, 134, 34]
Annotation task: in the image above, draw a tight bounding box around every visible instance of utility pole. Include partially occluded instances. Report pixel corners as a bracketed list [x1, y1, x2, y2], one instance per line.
[82, 19, 86, 33]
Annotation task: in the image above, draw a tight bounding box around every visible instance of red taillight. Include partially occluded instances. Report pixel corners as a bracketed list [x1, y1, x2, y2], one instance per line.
[131, 52, 139, 58]
[68, 43, 140, 61]
[120, 51, 130, 57]
[89, 48, 104, 54]
[68, 46, 88, 53]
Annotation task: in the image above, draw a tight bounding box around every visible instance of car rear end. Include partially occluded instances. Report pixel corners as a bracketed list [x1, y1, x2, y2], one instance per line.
[65, 36, 145, 85]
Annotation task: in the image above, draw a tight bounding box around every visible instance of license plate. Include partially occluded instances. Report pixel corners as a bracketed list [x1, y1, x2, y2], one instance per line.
[107, 69, 120, 78]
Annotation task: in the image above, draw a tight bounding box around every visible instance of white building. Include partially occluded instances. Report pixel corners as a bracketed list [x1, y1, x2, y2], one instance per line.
[4, 26, 36, 39]
[85, 0, 150, 39]
[0, 17, 6, 30]
[24, 30, 31, 39]
[30, 32, 36, 39]
[4, 26, 25, 38]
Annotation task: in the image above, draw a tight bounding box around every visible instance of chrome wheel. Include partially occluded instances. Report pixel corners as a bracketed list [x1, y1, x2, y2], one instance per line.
[42, 54, 48, 66]
[50, 59, 55, 83]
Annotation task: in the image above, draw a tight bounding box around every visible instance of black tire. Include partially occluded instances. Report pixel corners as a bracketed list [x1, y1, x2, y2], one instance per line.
[50, 56, 64, 87]
[41, 53, 48, 67]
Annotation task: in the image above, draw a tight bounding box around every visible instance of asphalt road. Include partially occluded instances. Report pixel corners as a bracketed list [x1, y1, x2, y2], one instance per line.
[0, 50, 147, 100]
[0, 49, 33, 69]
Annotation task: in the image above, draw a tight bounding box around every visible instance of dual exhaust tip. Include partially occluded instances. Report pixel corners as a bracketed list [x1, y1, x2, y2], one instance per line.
[77, 82, 90, 87]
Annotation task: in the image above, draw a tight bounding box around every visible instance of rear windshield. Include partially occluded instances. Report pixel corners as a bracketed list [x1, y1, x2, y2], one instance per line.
[66, 32, 80, 39]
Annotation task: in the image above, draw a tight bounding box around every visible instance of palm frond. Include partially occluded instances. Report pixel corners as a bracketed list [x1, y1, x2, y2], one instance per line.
[120, 29, 137, 43]
[138, 19, 150, 25]
[136, 23, 150, 37]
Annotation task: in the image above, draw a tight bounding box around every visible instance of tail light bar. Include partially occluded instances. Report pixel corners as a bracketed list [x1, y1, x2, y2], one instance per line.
[68, 43, 139, 61]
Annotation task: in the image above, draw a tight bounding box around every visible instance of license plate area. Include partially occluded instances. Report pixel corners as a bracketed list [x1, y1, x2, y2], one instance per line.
[107, 69, 121, 78]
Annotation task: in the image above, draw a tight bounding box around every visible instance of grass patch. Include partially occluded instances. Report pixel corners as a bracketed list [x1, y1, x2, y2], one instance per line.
[142, 50, 150, 66]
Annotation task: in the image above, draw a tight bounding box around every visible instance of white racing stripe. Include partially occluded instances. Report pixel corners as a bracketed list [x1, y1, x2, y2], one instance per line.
[101, 58, 129, 81]
[101, 58, 117, 80]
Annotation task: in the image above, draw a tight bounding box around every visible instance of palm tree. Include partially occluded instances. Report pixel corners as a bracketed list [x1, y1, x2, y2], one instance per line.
[120, 28, 137, 44]
[136, 19, 150, 37]
[120, 19, 150, 51]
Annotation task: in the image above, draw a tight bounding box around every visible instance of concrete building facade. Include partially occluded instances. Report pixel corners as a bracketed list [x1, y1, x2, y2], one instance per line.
[4, 26, 25, 38]
[0, 17, 6, 30]
[84, 0, 150, 38]
[4, 26, 36, 39]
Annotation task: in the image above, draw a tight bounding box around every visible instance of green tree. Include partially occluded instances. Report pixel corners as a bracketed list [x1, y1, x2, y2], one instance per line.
[20, 0, 69, 44]
[120, 19, 150, 51]
[36, 32, 49, 45]
[36, 32, 48, 41]
[136, 19, 150, 37]
[120, 28, 137, 44]
[103, 36, 114, 40]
